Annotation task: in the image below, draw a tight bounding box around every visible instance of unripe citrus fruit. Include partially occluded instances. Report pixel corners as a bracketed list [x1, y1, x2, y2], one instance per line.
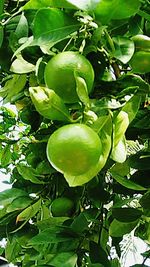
[129, 51, 150, 74]
[131, 34, 150, 52]
[51, 197, 74, 217]
[46, 124, 102, 176]
[44, 51, 94, 103]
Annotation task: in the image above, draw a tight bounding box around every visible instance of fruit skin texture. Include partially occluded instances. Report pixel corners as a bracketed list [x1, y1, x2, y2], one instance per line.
[46, 123, 102, 176]
[51, 197, 74, 217]
[129, 51, 150, 74]
[129, 34, 150, 74]
[131, 34, 150, 52]
[44, 51, 94, 103]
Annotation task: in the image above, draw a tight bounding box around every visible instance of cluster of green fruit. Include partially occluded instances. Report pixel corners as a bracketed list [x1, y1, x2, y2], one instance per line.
[29, 51, 103, 180]
[129, 34, 150, 74]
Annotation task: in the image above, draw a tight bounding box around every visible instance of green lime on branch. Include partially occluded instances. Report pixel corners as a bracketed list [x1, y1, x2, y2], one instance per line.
[44, 51, 94, 103]
[29, 86, 72, 122]
[46, 124, 102, 176]
[131, 34, 150, 52]
[129, 34, 150, 74]
[129, 51, 150, 74]
[50, 197, 74, 217]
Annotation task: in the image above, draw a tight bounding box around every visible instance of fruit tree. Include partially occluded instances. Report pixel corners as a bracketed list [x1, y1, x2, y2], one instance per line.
[0, 0, 150, 266]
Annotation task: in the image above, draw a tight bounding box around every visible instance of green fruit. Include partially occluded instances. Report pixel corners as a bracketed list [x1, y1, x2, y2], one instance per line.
[46, 124, 102, 176]
[29, 86, 71, 122]
[44, 51, 94, 103]
[131, 34, 150, 52]
[129, 51, 150, 74]
[51, 197, 74, 217]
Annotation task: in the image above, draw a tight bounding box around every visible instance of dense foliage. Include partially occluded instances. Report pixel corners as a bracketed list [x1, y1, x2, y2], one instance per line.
[0, 0, 150, 266]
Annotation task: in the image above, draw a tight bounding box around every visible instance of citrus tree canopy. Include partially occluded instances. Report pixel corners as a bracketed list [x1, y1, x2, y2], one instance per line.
[0, 0, 150, 266]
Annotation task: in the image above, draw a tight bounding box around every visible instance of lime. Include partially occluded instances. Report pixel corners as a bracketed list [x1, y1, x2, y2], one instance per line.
[129, 51, 150, 74]
[46, 123, 102, 176]
[131, 34, 150, 52]
[44, 51, 94, 103]
[51, 197, 74, 217]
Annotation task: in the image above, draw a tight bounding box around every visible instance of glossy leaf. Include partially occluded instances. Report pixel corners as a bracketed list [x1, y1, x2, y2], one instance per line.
[0, 188, 28, 207]
[113, 111, 129, 147]
[6, 196, 33, 213]
[0, 0, 4, 15]
[5, 238, 22, 263]
[16, 199, 41, 222]
[140, 191, 150, 209]
[23, 0, 99, 10]
[94, 0, 141, 24]
[111, 135, 127, 163]
[75, 73, 90, 107]
[128, 151, 150, 170]
[89, 241, 111, 267]
[47, 252, 77, 267]
[23, 0, 76, 9]
[29, 86, 71, 122]
[112, 36, 134, 64]
[1, 144, 11, 167]
[122, 94, 141, 123]
[111, 172, 146, 191]
[10, 55, 35, 74]
[112, 207, 142, 222]
[0, 25, 3, 48]
[17, 163, 45, 184]
[29, 228, 76, 244]
[15, 12, 28, 39]
[0, 74, 26, 104]
[109, 219, 139, 237]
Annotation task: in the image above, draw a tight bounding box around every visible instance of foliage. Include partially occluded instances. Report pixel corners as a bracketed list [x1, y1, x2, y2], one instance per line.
[0, 0, 150, 266]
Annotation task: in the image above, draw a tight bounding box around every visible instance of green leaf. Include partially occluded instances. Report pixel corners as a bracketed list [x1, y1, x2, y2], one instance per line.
[16, 199, 41, 222]
[23, 0, 76, 10]
[6, 196, 33, 213]
[122, 94, 141, 123]
[131, 110, 150, 129]
[15, 12, 28, 39]
[5, 238, 22, 263]
[29, 228, 76, 244]
[10, 55, 35, 74]
[140, 191, 150, 209]
[17, 163, 45, 184]
[23, 0, 99, 11]
[75, 73, 90, 107]
[0, 0, 4, 14]
[111, 258, 121, 267]
[0, 188, 28, 207]
[0, 74, 26, 103]
[29, 86, 71, 122]
[111, 172, 146, 191]
[113, 111, 129, 147]
[24, 7, 79, 54]
[109, 219, 139, 237]
[128, 151, 150, 170]
[94, 0, 141, 24]
[112, 36, 134, 64]
[89, 241, 111, 267]
[33, 8, 72, 38]
[0, 25, 3, 48]
[112, 207, 142, 222]
[111, 136, 127, 163]
[1, 144, 11, 167]
[47, 252, 77, 267]
[71, 209, 98, 233]
[37, 217, 68, 231]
